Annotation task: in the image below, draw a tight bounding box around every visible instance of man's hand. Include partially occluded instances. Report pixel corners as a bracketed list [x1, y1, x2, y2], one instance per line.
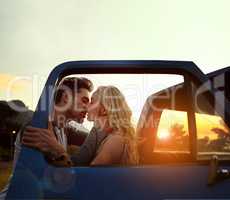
[22, 124, 65, 156]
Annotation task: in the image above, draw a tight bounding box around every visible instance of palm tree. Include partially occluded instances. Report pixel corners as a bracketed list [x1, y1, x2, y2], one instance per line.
[169, 123, 189, 151]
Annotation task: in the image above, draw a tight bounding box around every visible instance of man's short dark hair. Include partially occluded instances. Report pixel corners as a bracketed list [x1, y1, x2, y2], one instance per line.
[54, 77, 93, 104]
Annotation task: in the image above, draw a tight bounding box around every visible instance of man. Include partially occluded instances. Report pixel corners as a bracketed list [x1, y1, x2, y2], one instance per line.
[22, 77, 94, 165]
[22, 77, 108, 166]
[0, 77, 105, 199]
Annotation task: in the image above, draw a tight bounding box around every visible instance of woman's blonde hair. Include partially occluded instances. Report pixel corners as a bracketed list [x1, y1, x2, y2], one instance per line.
[94, 86, 139, 164]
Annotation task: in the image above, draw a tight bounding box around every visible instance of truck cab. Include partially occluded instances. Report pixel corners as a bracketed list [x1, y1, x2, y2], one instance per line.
[6, 60, 230, 199]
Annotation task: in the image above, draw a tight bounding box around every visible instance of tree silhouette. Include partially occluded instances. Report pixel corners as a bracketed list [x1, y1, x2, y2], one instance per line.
[155, 123, 189, 151]
[197, 119, 230, 152]
[170, 123, 186, 139]
[209, 120, 230, 152]
[197, 136, 210, 152]
[0, 100, 33, 160]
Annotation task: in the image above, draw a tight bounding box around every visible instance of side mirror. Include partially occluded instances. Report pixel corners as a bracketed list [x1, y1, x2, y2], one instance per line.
[207, 155, 219, 186]
[225, 70, 230, 127]
[225, 70, 230, 102]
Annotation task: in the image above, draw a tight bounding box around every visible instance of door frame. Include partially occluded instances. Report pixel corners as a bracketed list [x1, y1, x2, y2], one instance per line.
[7, 60, 209, 199]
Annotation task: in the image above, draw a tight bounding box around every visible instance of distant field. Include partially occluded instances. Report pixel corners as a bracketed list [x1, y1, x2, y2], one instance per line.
[0, 161, 12, 191]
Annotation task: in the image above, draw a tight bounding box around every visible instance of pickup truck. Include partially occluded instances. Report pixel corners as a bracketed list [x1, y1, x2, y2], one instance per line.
[6, 60, 230, 199]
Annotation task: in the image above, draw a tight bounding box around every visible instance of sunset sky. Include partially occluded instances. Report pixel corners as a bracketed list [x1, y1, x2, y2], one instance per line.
[0, 0, 230, 133]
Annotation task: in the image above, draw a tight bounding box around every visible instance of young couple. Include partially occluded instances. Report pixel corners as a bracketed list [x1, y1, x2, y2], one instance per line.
[22, 77, 139, 166]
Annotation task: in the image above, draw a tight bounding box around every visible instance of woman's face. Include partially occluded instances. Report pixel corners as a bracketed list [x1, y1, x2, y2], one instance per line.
[87, 92, 106, 121]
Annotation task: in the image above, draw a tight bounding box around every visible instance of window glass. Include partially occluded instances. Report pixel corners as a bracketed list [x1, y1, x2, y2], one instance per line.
[155, 109, 189, 153]
[196, 113, 230, 153]
[194, 78, 230, 158]
[136, 74, 190, 158]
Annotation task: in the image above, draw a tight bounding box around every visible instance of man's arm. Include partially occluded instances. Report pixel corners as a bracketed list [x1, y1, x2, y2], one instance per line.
[22, 125, 107, 166]
[22, 126, 64, 154]
[22, 125, 72, 167]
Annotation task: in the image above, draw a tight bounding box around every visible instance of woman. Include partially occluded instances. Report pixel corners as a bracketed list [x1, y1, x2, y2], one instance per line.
[87, 86, 139, 165]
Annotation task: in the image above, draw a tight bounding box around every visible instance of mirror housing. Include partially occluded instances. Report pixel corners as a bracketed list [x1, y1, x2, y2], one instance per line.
[225, 70, 230, 127]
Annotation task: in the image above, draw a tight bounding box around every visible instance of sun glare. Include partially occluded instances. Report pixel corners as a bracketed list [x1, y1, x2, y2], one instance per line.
[157, 129, 170, 140]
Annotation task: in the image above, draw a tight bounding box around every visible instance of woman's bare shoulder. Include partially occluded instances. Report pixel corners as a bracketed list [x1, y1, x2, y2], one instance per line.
[108, 133, 124, 142]
[102, 134, 124, 151]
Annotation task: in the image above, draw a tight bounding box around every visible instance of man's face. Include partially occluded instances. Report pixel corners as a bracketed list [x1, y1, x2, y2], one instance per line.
[66, 88, 90, 123]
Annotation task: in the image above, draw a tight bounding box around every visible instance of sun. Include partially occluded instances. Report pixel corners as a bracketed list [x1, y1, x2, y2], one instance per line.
[157, 129, 170, 140]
